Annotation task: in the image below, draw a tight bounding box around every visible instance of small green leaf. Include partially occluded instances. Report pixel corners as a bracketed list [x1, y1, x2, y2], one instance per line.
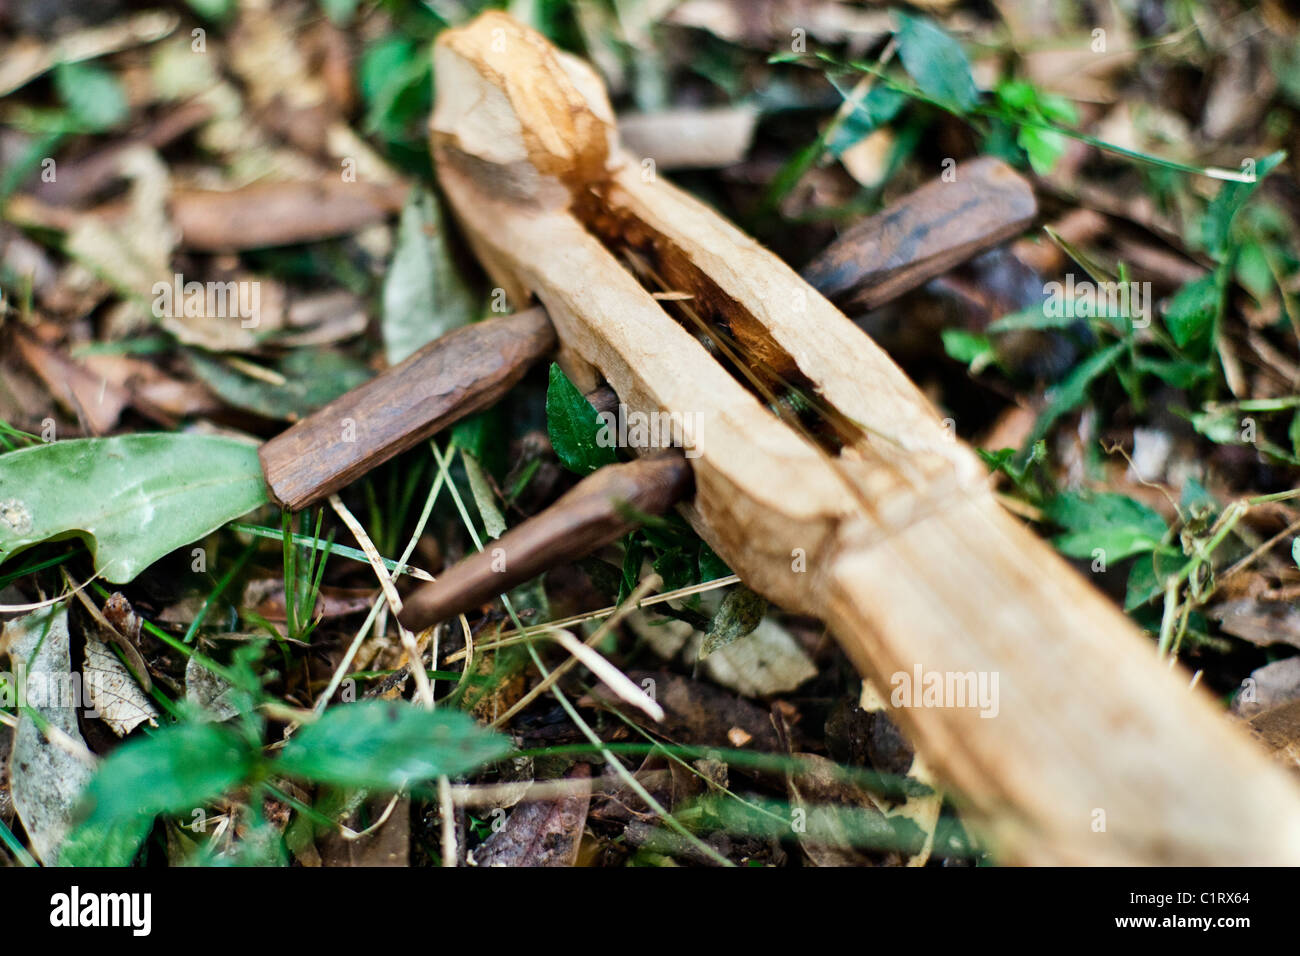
[1200, 151, 1285, 259]
[275, 701, 511, 789]
[1162, 274, 1220, 348]
[462, 451, 506, 538]
[0, 434, 268, 583]
[1016, 124, 1068, 176]
[1028, 342, 1125, 445]
[80, 722, 254, 826]
[1124, 557, 1167, 611]
[53, 61, 128, 131]
[894, 12, 979, 112]
[827, 79, 906, 155]
[1045, 491, 1168, 562]
[382, 188, 478, 365]
[700, 586, 768, 658]
[941, 329, 995, 371]
[545, 363, 617, 475]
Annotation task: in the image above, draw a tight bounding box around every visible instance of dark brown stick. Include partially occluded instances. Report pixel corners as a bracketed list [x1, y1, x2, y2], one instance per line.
[259, 308, 555, 510]
[802, 156, 1036, 311]
[397, 453, 692, 631]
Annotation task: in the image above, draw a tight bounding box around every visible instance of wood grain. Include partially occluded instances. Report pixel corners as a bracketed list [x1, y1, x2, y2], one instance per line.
[428, 11, 1300, 864]
[398, 453, 691, 629]
[802, 156, 1037, 310]
[259, 308, 554, 510]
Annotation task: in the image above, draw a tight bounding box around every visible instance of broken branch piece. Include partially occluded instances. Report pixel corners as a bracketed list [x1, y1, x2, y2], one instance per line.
[259, 307, 554, 510]
[427, 12, 1300, 864]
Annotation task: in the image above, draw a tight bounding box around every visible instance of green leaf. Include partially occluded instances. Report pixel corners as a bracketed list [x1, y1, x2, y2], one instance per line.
[698, 542, 732, 582]
[276, 701, 510, 789]
[700, 586, 768, 658]
[1017, 123, 1068, 176]
[185, 0, 236, 20]
[1028, 342, 1125, 445]
[53, 61, 128, 131]
[545, 363, 617, 475]
[79, 722, 254, 826]
[462, 451, 506, 538]
[58, 816, 154, 867]
[188, 349, 372, 421]
[0, 434, 268, 583]
[827, 79, 907, 155]
[1124, 556, 1167, 611]
[894, 12, 979, 112]
[382, 188, 478, 365]
[1045, 491, 1168, 562]
[1188, 404, 1245, 445]
[1162, 274, 1220, 348]
[941, 329, 995, 371]
[1200, 151, 1285, 259]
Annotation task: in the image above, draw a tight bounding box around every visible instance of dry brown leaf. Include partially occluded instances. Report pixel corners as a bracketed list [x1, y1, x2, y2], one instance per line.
[471, 764, 591, 867]
[83, 637, 158, 737]
[1, 605, 94, 864]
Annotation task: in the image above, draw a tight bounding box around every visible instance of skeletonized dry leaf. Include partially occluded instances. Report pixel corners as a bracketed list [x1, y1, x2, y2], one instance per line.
[83, 637, 158, 737]
[2, 604, 94, 864]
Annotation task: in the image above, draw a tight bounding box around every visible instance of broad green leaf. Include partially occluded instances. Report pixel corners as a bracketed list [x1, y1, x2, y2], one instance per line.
[1162, 274, 1220, 348]
[53, 61, 128, 131]
[275, 701, 510, 789]
[382, 188, 478, 365]
[79, 721, 254, 826]
[58, 816, 154, 867]
[545, 363, 617, 475]
[0, 434, 268, 583]
[894, 12, 979, 112]
[700, 586, 768, 658]
[188, 349, 371, 421]
[1045, 491, 1168, 562]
